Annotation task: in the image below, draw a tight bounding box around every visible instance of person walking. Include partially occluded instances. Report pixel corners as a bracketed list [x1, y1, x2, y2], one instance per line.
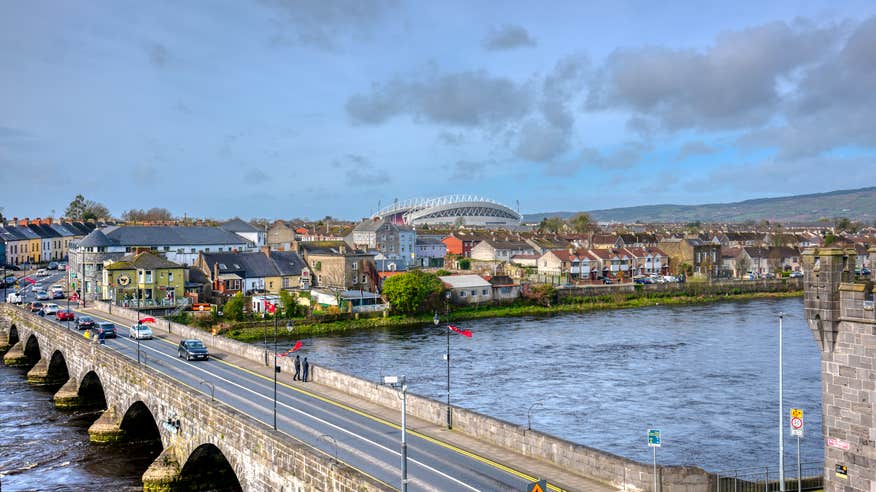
[302, 357, 309, 383]
[293, 355, 301, 381]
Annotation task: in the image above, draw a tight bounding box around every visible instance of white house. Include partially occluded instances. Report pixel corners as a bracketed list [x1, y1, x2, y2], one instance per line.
[439, 274, 493, 305]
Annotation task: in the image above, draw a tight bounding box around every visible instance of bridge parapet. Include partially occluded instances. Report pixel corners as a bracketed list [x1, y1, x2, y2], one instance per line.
[0, 303, 390, 491]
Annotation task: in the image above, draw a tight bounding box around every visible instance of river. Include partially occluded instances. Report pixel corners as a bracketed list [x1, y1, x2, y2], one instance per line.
[0, 297, 819, 489]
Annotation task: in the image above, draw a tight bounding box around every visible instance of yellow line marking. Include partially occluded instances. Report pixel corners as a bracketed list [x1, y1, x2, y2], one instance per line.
[77, 308, 569, 490]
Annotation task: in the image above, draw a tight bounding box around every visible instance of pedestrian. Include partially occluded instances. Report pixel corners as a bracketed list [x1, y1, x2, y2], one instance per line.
[38, 309, 44, 317]
[293, 355, 301, 381]
[302, 357, 309, 383]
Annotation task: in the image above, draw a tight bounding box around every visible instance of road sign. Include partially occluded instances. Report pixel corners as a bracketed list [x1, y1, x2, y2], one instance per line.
[835, 464, 848, 480]
[527, 479, 547, 492]
[648, 429, 661, 447]
[790, 408, 804, 437]
[827, 437, 850, 450]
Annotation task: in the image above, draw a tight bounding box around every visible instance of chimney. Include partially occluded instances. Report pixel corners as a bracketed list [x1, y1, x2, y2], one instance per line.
[261, 246, 271, 257]
[19, 218, 29, 226]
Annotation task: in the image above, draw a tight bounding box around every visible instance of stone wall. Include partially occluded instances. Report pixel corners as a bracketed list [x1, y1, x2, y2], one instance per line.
[1, 304, 389, 491]
[557, 278, 802, 299]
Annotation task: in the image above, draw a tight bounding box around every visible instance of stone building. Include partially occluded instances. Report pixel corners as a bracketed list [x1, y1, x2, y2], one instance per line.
[802, 246, 876, 492]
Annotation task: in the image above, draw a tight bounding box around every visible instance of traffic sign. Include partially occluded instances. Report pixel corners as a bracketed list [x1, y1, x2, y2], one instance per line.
[527, 479, 547, 492]
[648, 429, 661, 447]
[790, 408, 803, 437]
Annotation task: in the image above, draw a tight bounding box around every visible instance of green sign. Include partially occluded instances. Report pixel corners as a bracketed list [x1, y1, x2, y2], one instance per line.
[648, 429, 662, 447]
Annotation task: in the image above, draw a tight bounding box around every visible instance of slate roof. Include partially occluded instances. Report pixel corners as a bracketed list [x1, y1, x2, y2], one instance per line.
[268, 251, 307, 276]
[415, 235, 445, 245]
[219, 218, 261, 233]
[106, 251, 182, 270]
[7, 225, 40, 240]
[99, 226, 251, 246]
[77, 229, 115, 248]
[439, 274, 491, 288]
[201, 252, 279, 278]
[354, 219, 385, 233]
[28, 224, 61, 238]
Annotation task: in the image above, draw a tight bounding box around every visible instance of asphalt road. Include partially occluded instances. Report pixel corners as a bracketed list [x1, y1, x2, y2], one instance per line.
[9, 279, 546, 491]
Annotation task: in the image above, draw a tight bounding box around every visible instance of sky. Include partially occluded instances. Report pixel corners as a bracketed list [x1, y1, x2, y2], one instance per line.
[2, 0, 876, 221]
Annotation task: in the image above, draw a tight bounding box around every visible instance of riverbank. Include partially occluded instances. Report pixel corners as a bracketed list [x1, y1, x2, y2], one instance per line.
[220, 288, 802, 342]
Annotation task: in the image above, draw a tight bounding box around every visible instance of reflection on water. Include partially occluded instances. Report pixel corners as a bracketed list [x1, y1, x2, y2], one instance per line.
[0, 366, 157, 491]
[292, 297, 821, 472]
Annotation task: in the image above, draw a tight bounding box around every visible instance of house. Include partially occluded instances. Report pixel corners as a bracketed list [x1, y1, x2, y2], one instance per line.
[220, 218, 265, 247]
[298, 242, 378, 292]
[265, 250, 310, 291]
[739, 246, 770, 276]
[414, 235, 446, 268]
[658, 238, 721, 278]
[69, 225, 254, 301]
[721, 247, 744, 278]
[767, 246, 802, 273]
[537, 249, 598, 281]
[197, 249, 302, 296]
[267, 220, 297, 251]
[486, 275, 521, 302]
[311, 289, 386, 313]
[102, 251, 186, 307]
[0, 226, 31, 266]
[439, 274, 494, 305]
[624, 247, 669, 276]
[470, 239, 536, 262]
[350, 218, 416, 267]
[441, 232, 488, 257]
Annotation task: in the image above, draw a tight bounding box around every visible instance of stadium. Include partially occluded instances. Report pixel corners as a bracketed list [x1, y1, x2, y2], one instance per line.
[374, 195, 521, 228]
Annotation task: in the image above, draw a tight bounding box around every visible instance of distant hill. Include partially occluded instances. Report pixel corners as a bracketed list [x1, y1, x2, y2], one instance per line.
[524, 186, 876, 224]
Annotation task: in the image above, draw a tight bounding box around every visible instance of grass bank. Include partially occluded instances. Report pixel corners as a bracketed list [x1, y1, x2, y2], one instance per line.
[219, 289, 802, 343]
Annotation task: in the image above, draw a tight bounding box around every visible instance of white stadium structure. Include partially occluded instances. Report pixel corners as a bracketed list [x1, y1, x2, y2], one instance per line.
[374, 195, 521, 228]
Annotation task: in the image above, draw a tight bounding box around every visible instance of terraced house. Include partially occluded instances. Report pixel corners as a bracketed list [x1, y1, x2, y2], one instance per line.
[102, 251, 186, 306]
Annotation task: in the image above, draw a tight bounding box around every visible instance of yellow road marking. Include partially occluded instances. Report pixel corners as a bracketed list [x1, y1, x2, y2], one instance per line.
[77, 308, 568, 491]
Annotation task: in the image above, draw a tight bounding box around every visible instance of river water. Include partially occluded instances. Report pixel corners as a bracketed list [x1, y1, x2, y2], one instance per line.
[1, 297, 819, 489]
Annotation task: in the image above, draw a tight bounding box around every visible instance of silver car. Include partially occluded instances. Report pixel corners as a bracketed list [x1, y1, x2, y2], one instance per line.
[129, 324, 153, 340]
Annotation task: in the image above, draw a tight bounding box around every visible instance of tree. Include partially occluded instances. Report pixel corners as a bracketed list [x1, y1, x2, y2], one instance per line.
[735, 256, 751, 278]
[457, 258, 471, 270]
[538, 217, 564, 234]
[65, 194, 87, 219]
[66, 194, 110, 221]
[570, 213, 594, 233]
[381, 270, 444, 314]
[122, 207, 173, 222]
[279, 290, 301, 317]
[834, 217, 852, 233]
[223, 292, 245, 321]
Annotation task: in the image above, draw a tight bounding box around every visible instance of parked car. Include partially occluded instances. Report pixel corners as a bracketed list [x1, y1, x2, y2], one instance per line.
[56, 309, 75, 321]
[47, 262, 59, 270]
[129, 324, 153, 340]
[76, 316, 96, 330]
[662, 275, 678, 283]
[95, 322, 117, 338]
[29, 301, 44, 312]
[178, 339, 209, 361]
[35, 290, 50, 300]
[42, 303, 60, 315]
[789, 271, 804, 278]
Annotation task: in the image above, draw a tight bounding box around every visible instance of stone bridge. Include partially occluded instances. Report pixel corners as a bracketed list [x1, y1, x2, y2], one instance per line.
[0, 304, 386, 491]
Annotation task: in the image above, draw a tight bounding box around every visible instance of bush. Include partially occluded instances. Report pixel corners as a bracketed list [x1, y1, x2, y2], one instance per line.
[382, 270, 445, 314]
[458, 258, 471, 270]
[223, 292, 245, 321]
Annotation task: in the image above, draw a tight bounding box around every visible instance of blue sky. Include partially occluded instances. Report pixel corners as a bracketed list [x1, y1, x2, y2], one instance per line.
[2, 0, 875, 221]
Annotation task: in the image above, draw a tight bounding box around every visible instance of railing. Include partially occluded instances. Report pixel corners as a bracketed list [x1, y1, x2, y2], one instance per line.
[114, 298, 192, 309]
[714, 461, 823, 492]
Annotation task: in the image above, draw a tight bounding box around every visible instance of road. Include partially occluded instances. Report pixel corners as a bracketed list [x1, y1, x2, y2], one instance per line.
[6, 272, 572, 491]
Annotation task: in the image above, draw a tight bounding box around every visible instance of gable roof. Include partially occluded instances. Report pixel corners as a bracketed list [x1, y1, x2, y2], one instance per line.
[439, 274, 491, 288]
[201, 251, 279, 278]
[106, 251, 182, 270]
[268, 251, 307, 276]
[77, 229, 115, 248]
[99, 226, 251, 247]
[219, 218, 261, 233]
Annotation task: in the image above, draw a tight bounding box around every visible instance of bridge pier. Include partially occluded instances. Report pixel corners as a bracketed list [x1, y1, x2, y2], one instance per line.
[53, 378, 85, 410]
[0, 324, 11, 356]
[88, 409, 126, 444]
[26, 358, 55, 385]
[3, 341, 28, 367]
[142, 447, 185, 492]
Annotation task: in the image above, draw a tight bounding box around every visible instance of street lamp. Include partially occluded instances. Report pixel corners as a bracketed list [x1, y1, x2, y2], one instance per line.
[778, 312, 785, 492]
[272, 304, 281, 431]
[199, 380, 215, 401]
[435, 293, 452, 430]
[383, 375, 408, 492]
[527, 402, 543, 431]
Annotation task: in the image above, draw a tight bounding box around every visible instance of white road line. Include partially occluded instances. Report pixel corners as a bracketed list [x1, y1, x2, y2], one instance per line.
[117, 334, 481, 492]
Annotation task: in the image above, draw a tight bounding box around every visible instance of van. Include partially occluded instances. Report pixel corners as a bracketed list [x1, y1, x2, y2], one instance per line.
[6, 292, 22, 304]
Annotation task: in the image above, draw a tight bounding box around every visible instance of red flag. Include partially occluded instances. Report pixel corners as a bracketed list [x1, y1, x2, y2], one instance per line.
[265, 300, 276, 314]
[140, 316, 156, 323]
[448, 325, 472, 337]
[290, 340, 303, 352]
[23, 277, 36, 285]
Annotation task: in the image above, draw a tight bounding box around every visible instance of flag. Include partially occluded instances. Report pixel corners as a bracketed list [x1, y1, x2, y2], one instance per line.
[448, 325, 472, 337]
[265, 300, 276, 314]
[140, 316, 156, 323]
[23, 277, 36, 285]
[290, 340, 302, 352]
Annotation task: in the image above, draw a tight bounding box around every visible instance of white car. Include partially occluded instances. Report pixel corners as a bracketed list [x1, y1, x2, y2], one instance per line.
[36, 269, 49, 277]
[129, 324, 153, 340]
[42, 303, 60, 315]
[6, 292, 23, 304]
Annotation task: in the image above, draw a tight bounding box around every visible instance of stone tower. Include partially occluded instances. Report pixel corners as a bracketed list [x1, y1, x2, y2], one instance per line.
[802, 247, 875, 492]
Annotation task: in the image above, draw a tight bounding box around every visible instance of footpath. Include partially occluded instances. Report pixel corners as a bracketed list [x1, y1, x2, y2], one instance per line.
[79, 305, 618, 492]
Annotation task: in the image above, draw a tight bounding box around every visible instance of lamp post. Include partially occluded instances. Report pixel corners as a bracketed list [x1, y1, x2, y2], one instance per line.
[272, 305, 281, 431]
[778, 312, 785, 492]
[527, 402, 543, 431]
[137, 281, 142, 364]
[435, 297, 452, 430]
[383, 375, 408, 492]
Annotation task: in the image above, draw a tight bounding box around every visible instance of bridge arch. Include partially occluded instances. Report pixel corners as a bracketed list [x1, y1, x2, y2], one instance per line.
[45, 350, 70, 387]
[8, 322, 19, 345]
[22, 333, 41, 366]
[120, 401, 162, 442]
[179, 443, 243, 492]
[78, 370, 108, 410]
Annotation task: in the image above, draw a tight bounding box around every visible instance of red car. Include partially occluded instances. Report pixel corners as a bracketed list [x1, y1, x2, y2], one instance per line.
[56, 309, 75, 321]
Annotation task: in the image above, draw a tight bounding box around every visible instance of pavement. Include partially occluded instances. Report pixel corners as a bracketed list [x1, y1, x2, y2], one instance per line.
[74, 304, 619, 492]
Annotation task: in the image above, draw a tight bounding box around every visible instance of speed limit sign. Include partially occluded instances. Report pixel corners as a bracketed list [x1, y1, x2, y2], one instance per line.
[790, 408, 804, 437]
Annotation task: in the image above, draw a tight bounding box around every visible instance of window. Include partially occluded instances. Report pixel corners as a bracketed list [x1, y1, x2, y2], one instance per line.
[317, 274, 322, 284]
[191, 248, 196, 253]
[177, 248, 184, 254]
[145, 271, 153, 283]
[282, 278, 290, 288]
[218, 247, 223, 252]
[482, 289, 488, 296]
[269, 281, 273, 289]
[361, 274, 367, 283]
[205, 248, 210, 252]
[353, 275, 358, 284]
[352, 262, 358, 270]
[470, 290, 476, 296]
[164, 246, 170, 251]
[168, 272, 174, 282]
[459, 290, 466, 297]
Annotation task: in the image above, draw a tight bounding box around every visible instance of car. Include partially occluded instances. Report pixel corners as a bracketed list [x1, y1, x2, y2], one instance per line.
[47, 262, 59, 270]
[602, 278, 613, 284]
[662, 275, 678, 283]
[50, 285, 64, 292]
[76, 316, 96, 330]
[862, 268, 871, 276]
[789, 271, 804, 278]
[95, 322, 117, 338]
[35, 290, 50, 300]
[52, 290, 65, 299]
[29, 301, 44, 312]
[4, 275, 16, 285]
[6, 292, 23, 304]
[36, 269, 49, 277]
[178, 339, 209, 361]
[56, 309, 75, 321]
[42, 303, 60, 315]
[129, 324, 153, 340]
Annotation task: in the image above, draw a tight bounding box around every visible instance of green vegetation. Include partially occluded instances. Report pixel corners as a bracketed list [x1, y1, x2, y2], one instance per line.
[223, 292, 245, 321]
[381, 270, 444, 314]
